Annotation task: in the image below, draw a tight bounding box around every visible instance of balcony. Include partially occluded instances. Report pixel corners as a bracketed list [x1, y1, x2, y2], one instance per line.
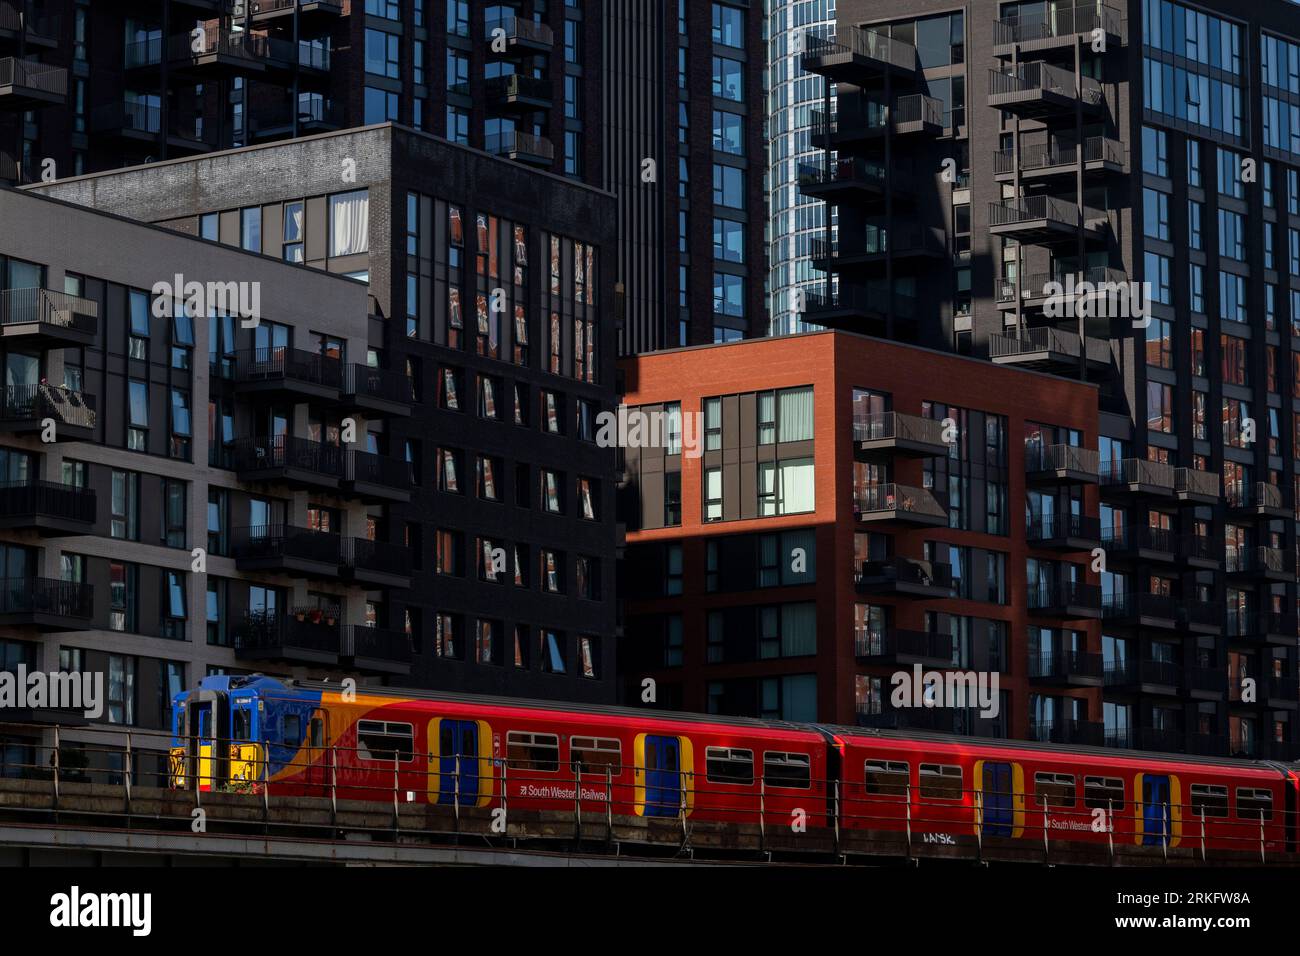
[797, 157, 910, 208]
[1268, 739, 1300, 760]
[1263, 674, 1300, 710]
[992, 136, 1125, 181]
[0, 384, 96, 441]
[234, 607, 341, 666]
[249, 0, 344, 22]
[988, 196, 1108, 243]
[854, 628, 954, 666]
[1185, 666, 1227, 701]
[1225, 546, 1292, 583]
[856, 558, 954, 600]
[232, 436, 345, 492]
[1027, 513, 1102, 551]
[486, 15, 554, 54]
[0, 288, 96, 348]
[486, 130, 554, 166]
[167, 28, 275, 74]
[1028, 719, 1103, 746]
[1180, 533, 1221, 570]
[1226, 481, 1289, 519]
[342, 626, 412, 676]
[1101, 525, 1177, 563]
[853, 483, 946, 527]
[995, 266, 1129, 320]
[811, 226, 947, 277]
[0, 480, 96, 536]
[800, 28, 917, 83]
[810, 94, 943, 148]
[343, 449, 412, 504]
[1174, 467, 1219, 505]
[341, 537, 412, 589]
[993, 3, 1124, 54]
[485, 73, 553, 111]
[0, 577, 93, 630]
[1025, 443, 1098, 484]
[233, 347, 344, 403]
[1029, 650, 1103, 687]
[231, 524, 342, 578]
[854, 412, 948, 460]
[801, 282, 917, 329]
[1027, 581, 1102, 619]
[343, 363, 414, 418]
[1227, 611, 1298, 647]
[249, 98, 343, 139]
[0, 149, 15, 183]
[0, 57, 65, 108]
[1099, 458, 1175, 499]
[989, 327, 1113, 375]
[1181, 599, 1221, 635]
[987, 62, 1104, 118]
[1105, 659, 1180, 696]
[0, 5, 60, 48]
[1102, 591, 1178, 630]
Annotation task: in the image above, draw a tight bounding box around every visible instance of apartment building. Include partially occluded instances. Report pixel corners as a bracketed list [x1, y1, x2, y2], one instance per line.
[801, 0, 1300, 759]
[0, 185, 392, 780]
[618, 331, 1107, 742]
[0, 0, 766, 355]
[24, 123, 621, 714]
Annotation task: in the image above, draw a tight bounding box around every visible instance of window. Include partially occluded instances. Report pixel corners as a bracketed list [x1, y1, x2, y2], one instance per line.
[1143, 188, 1169, 240]
[107, 655, 135, 725]
[705, 747, 754, 785]
[712, 110, 743, 155]
[711, 3, 743, 46]
[364, 29, 400, 77]
[1033, 771, 1076, 808]
[434, 612, 459, 659]
[355, 720, 414, 762]
[507, 731, 559, 772]
[329, 190, 369, 257]
[163, 480, 186, 547]
[110, 471, 140, 540]
[1237, 788, 1273, 821]
[541, 469, 562, 513]
[1083, 775, 1126, 811]
[578, 635, 599, 678]
[712, 55, 743, 101]
[704, 467, 722, 521]
[127, 379, 148, 450]
[170, 389, 191, 458]
[1141, 126, 1167, 176]
[571, 737, 621, 775]
[162, 570, 187, 640]
[1189, 783, 1229, 819]
[712, 164, 744, 208]
[865, 760, 910, 796]
[919, 763, 962, 799]
[240, 207, 261, 253]
[540, 630, 566, 673]
[762, 751, 811, 789]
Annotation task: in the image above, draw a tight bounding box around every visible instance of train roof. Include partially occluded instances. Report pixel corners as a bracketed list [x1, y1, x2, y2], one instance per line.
[826, 724, 1296, 774]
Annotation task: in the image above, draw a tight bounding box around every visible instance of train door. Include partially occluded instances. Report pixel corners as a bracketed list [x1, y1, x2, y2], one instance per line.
[1142, 774, 1172, 846]
[304, 709, 328, 796]
[438, 720, 480, 805]
[229, 698, 261, 786]
[981, 762, 1014, 837]
[644, 735, 681, 817]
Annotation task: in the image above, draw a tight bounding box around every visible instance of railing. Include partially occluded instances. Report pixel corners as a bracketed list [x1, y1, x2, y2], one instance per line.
[1104, 591, 1177, 621]
[0, 576, 93, 619]
[234, 347, 344, 389]
[124, 38, 162, 68]
[1180, 533, 1220, 563]
[1225, 546, 1288, 575]
[1226, 481, 1284, 511]
[797, 157, 905, 193]
[813, 226, 946, 262]
[803, 283, 918, 320]
[342, 537, 411, 577]
[1111, 525, 1177, 554]
[0, 288, 97, 334]
[894, 93, 943, 128]
[347, 448, 413, 494]
[1025, 443, 1098, 476]
[853, 412, 947, 447]
[0, 479, 96, 524]
[988, 61, 1102, 105]
[858, 557, 953, 591]
[853, 483, 945, 520]
[231, 524, 343, 566]
[993, 136, 1125, 175]
[1264, 674, 1300, 701]
[1027, 719, 1103, 746]
[989, 327, 1112, 365]
[1175, 467, 1219, 500]
[1029, 650, 1102, 680]
[0, 3, 58, 39]
[1026, 513, 1101, 543]
[0, 383, 96, 430]
[485, 73, 552, 102]
[168, 27, 271, 65]
[297, 41, 330, 70]
[1027, 581, 1101, 612]
[487, 15, 554, 46]
[993, 3, 1123, 46]
[0, 56, 66, 95]
[1226, 610, 1298, 639]
[989, 195, 1104, 229]
[230, 436, 347, 479]
[343, 625, 413, 666]
[802, 28, 916, 72]
[486, 130, 555, 161]
[234, 608, 341, 655]
[344, 363, 414, 407]
[1100, 457, 1175, 491]
[996, 266, 1128, 303]
[854, 628, 954, 661]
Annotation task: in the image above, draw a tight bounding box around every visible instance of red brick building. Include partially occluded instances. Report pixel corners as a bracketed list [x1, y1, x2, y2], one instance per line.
[618, 330, 1104, 743]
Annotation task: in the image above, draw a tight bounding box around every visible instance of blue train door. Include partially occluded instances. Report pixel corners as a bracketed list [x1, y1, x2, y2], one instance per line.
[1143, 775, 1171, 846]
[439, 720, 479, 805]
[982, 762, 1013, 836]
[644, 735, 681, 817]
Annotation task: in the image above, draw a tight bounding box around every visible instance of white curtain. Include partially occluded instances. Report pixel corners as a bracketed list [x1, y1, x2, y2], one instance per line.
[778, 386, 814, 442]
[330, 190, 370, 256]
[778, 458, 816, 514]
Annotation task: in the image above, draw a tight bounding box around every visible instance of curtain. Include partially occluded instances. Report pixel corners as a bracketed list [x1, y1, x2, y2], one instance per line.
[330, 190, 369, 256]
[781, 603, 817, 657]
[778, 458, 815, 514]
[778, 386, 814, 442]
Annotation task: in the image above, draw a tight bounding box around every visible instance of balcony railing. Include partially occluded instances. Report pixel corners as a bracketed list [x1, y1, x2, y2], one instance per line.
[0, 479, 96, 525]
[343, 625, 413, 669]
[0, 56, 67, 97]
[1027, 581, 1102, 613]
[1105, 524, 1177, 555]
[854, 628, 954, 662]
[993, 136, 1125, 175]
[1024, 443, 1098, 477]
[0, 383, 95, 431]
[0, 4, 59, 41]
[803, 283, 918, 321]
[1226, 481, 1285, 512]
[168, 27, 273, 66]
[797, 157, 905, 193]
[0, 577, 93, 621]
[233, 347, 344, 390]
[1028, 650, 1102, 680]
[1180, 533, 1220, 564]
[344, 363, 414, 411]
[996, 265, 1128, 303]
[485, 73, 552, 104]
[342, 537, 411, 578]
[1225, 546, 1289, 575]
[231, 436, 346, 480]
[486, 15, 554, 47]
[346, 448, 413, 497]
[0, 288, 97, 337]
[853, 483, 946, 520]
[231, 524, 342, 566]
[993, 3, 1123, 46]
[1100, 457, 1175, 492]
[988, 61, 1103, 106]
[989, 327, 1113, 366]
[802, 28, 916, 73]
[486, 130, 554, 161]
[1026, 513, 1102, 544]
[988, 195, 1107, 230]
[234, 607, 341, 659]
[853, 412, 947, 447]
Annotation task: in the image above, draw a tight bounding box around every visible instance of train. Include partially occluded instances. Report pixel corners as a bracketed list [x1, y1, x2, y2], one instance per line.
[169, 674, 1299, 858]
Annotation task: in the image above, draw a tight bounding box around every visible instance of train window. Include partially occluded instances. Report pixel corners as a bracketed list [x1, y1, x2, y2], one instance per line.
[507, 731, 560, 772]
[918, 763, 962, 800]
[282, 714, 301, 744]
[705, 747, 755, 785]
[1083, 776, 1125, 812]
[356, 720, 414, 763]
[232, 709, 251, 741]
[1236, 788, 1273, 821]
[763, 751, 811, 790]
[864, 760, 910, 796]
[1033, 772, 1076, 809]
[571, 737, 622, 775]
[309, 718, 324, 748]
[1189, 783, 1229, 819]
